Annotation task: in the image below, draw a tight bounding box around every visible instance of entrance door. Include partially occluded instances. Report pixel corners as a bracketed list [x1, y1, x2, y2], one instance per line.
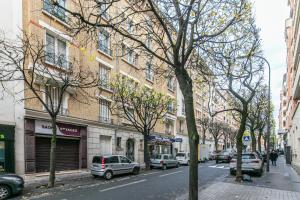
[100, 135, 112, 155]
[126, 139, 135, 161]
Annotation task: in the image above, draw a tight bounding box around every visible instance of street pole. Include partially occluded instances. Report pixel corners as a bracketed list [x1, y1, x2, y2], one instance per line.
[255, 55, 271, 172]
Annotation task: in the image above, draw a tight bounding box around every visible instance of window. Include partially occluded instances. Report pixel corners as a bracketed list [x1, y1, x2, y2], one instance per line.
[98, 29, 112, 56]
[122, 45, 138, 66]
[45, 85, 68, 115]
[117, 137, 122, 148]
[127, 19, 134, 33]
[107, 156, 119, 163]
[99, 64, 110, 89]
[126, 107, 134, 121]
[44, 0, 66, 21]
[163, 155, 168, 159]
[167, 101, 174, 113]
[146, 35, 151, 48]
[139, 139, 143, 149]
[120, 156, 131, 163]
[45, 33, 68, 69]
[145, 62, 154, 81]
[167, 77, 175, 91]
[99, 99, 110, 123]
[99, 1, 110, 20]
[181, 98, 185, 115]
[165, 122, 173, 134]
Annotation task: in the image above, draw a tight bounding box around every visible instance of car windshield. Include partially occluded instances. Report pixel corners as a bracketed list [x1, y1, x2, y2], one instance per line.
[155, 155, 162, 159]
[176, 153, 185, 157]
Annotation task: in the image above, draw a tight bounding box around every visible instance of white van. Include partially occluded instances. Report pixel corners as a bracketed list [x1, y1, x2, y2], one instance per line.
[176, 152, 190, 165]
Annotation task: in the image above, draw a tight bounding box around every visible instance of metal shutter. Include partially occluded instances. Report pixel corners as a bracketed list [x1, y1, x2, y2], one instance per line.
[36, 137, 79, 172]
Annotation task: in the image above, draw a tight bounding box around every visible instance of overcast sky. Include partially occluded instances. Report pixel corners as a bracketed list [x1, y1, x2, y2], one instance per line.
[253, 0, 289, 131]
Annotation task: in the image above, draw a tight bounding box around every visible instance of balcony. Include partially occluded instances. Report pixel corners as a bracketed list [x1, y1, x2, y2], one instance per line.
[43, 0, 67, 23]
[98, 82, 113, 92]
[99, 116, 113, 124]
[292, 57, 300, 100]
[45, 53, 72, 70]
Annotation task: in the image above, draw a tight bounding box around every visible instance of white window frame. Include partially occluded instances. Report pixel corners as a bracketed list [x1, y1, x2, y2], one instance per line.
[45, 32, 69, 69]
[99, 99, 111, 123]
[98, 28, 111, 55]
[167, 77, 175, 91]
[99, 64, 111, 89]
[145, 62, 154, 82]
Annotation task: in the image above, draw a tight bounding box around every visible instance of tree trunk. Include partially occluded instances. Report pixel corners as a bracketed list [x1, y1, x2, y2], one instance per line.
[236, 113, 247, 182]
[250, 128, 257, 151]
[258, 130, 262, 152]
[264, 137, 267, 151]
[143, 134, 150, 169]
[214, 139, 218, 152]
[176, 72, 199, 200]
[202, 129, 206, 144]
[48, 116, 57, 187]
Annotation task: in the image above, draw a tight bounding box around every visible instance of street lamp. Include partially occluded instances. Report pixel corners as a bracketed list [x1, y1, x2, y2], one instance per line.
[257, 56, 271, 172]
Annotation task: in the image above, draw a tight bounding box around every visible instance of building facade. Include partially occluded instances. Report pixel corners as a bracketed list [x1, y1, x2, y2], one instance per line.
[279, 0, 300, 174]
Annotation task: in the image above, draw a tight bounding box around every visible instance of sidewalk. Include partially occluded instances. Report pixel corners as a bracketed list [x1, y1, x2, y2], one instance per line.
[178, 156, 300, 200]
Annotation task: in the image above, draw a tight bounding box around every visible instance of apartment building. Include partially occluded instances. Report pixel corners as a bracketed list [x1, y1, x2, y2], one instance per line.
[279, 0, 300, 173]
[0, 0, 181, 175]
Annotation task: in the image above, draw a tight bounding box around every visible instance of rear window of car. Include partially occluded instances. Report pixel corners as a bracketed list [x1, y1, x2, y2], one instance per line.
[92, 156, 102, 163]
[176, 153, 185, 157]
[163, 155, 169, 159]
[155, 155, 162, 159]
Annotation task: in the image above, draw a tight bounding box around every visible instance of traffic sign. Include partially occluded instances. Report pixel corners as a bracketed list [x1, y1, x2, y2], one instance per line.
[243, 130, 251, 145]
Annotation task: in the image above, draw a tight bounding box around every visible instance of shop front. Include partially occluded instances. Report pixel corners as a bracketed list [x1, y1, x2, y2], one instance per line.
[0, 124, 15, 173]
[24, 119, 87, 173]
[147, 135, 174, 158]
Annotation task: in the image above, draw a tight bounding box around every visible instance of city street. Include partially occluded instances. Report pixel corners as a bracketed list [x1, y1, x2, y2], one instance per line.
[14, 161, 230, 200]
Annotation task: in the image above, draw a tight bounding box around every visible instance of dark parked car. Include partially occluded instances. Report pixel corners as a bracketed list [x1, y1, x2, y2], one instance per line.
[0, 173, 24, 199]
[216, 151, 232, 163]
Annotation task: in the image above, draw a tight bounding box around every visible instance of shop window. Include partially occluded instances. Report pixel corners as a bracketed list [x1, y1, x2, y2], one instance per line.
[117, 137, 122, 148]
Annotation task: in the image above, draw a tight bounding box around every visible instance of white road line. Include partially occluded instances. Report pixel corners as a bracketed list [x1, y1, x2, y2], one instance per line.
[143, 171, 160, 176]
[217, 166, 225, 169]
[159, 171, 183, 177]
[99, 179, 146, 192]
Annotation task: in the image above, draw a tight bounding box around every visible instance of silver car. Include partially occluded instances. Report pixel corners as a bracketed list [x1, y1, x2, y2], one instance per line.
[150, 154, 179, 170]
[90, 155, 140, 180]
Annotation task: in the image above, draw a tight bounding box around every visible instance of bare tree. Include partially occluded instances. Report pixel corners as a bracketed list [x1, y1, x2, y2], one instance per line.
[52, 0, 252, 198]
[0, 33, 100, 187]
[110, 75, 172, 168]
[205, 20, 265, 181]
[209, 121, 224, 152]
[197, 117, 210, 144]
[247, 86, 268, 151]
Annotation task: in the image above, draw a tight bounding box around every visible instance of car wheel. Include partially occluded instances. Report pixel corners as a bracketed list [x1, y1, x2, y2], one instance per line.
[104, 170, 113, 180]
[0, 185, 11, 200]
[150, 165, 153, 170]
[162, 164, 167, 170]
[132, 167, 140, 175]
[176, 163, 179, 168]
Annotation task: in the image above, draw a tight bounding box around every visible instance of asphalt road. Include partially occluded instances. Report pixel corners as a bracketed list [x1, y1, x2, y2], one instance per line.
[16, 161, 230, 200]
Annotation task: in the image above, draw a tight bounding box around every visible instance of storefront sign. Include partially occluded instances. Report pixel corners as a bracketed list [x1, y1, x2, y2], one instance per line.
[147, 135, 174, 144]
[35, 120, 81, 137]
[173, 138, 183, 142]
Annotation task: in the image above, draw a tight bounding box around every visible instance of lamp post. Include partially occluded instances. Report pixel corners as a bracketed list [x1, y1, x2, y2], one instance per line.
[257, 56, 271, 172]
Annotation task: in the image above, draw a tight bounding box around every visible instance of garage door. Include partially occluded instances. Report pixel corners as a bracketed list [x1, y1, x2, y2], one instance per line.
[36, 137, 79, 172]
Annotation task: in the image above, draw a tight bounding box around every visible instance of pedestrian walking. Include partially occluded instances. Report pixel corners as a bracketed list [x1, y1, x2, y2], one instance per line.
[270, 150, 278, 166]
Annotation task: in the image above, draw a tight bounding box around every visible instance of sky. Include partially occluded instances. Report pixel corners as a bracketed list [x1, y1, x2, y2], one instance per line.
[253, 0, 290, 132]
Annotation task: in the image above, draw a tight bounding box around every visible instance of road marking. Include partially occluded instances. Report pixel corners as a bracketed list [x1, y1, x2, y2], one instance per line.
[99, 179, 146, 192]
[143, 171, 160, 176]
[209, 165, 230, 170]
[159, 171, 183, 177]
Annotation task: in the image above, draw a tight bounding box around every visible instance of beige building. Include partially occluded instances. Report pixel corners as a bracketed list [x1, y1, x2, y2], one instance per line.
[279, 0, 300, 174]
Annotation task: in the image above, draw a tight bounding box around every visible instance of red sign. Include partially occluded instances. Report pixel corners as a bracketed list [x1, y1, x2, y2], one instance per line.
[35, 120, 81, 137]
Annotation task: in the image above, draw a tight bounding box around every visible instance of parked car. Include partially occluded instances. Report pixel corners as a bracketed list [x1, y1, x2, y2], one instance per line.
[216, 151, 232, 163]
[210, 150, 221, 160]
[90, 155, 140, 180]
[150, 154, 179, 170]
[176, 152, 190, 165]
[0, 173, 24, 200]
[229, 152, 263, 176]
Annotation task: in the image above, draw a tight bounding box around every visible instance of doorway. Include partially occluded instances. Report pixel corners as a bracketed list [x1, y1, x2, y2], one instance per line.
[126, 139, 135, 161]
